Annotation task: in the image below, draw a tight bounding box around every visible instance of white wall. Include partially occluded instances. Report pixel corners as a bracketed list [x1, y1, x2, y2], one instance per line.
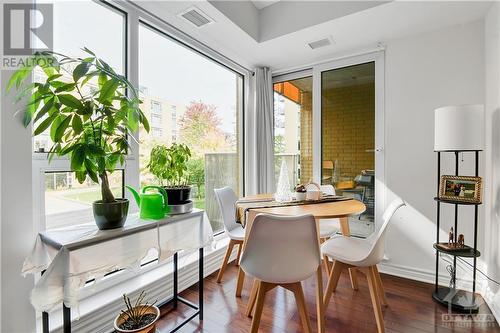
[380, 20, 485, 287]
[483, 2, 500, 318]
[0, 3, 36, 331]
[1, 71, 36, 332]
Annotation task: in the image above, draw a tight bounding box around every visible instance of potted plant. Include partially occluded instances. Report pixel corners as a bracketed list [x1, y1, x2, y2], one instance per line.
[7, 50, 149, 230]
[114, 291, 159, 333]
[147, 143, 192, 205]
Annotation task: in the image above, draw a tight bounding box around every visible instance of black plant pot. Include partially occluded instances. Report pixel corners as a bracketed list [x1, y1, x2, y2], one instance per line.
[92, 198, 129, 230]
[163, 186, 191, 205]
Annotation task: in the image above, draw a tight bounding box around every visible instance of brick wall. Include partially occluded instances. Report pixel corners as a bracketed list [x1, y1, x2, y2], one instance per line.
[321, 83, 375, 181]
[300, 91, 313, 183]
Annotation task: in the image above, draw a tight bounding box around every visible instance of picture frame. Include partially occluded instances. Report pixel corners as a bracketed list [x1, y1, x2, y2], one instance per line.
[439, 175, 482, 204]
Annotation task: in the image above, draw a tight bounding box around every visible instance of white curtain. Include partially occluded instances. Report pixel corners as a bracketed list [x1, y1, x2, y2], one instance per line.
[247, 67, 275, 194]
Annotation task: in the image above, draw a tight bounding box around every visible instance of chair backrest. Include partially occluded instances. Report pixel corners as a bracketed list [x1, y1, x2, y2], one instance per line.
[364, 198, 406, 266]
[240, 213, 321, 284]
[213, 187, 239, 232]
[320, 184, 336, 196]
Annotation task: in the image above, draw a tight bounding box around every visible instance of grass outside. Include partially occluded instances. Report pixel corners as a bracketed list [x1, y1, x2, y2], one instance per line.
[63, 188, 121, 204]
[62, 187, 206, 210]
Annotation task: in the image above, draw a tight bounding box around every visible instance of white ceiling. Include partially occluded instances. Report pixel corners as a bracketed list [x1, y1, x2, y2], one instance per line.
[135, 1, 492, 72]
[250, 0, 280, 10]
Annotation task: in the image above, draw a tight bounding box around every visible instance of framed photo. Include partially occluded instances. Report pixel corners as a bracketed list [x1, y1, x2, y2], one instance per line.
[439, 175, 482, 204]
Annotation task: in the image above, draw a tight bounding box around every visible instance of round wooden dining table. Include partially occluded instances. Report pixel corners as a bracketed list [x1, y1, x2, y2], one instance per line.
[235, 194, 366, 333]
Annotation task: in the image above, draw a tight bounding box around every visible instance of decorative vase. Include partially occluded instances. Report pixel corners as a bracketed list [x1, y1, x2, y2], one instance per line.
[275, 161, 292, 202]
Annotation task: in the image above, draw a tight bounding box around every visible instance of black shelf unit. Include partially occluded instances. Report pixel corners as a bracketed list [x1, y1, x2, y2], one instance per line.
[433, 150, 481, 313]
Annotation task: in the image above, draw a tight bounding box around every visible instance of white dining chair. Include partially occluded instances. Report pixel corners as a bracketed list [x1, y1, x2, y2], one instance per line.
[240, 213, 321, 333]
[321, 198, 406, 333]
[305, 183, 361, 288]
[214, 187, 245, 283]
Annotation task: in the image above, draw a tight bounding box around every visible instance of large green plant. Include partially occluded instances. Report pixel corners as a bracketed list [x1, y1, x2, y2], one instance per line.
[7, 49, 149, 203]
[148, 143, 191, 187]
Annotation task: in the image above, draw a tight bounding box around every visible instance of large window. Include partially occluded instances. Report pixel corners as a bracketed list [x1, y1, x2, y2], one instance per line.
[138, 23, 243, 233]
[35, 1, 126, 230]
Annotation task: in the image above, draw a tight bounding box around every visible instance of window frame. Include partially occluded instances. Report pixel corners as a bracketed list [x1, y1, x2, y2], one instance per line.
[32, 0, 249, 234]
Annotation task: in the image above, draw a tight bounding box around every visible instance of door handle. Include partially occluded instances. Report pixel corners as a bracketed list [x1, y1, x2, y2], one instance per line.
[365, 148, 383, 153]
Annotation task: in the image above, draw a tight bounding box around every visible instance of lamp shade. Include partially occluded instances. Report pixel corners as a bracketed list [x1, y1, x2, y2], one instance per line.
[434, 104, 484, 151]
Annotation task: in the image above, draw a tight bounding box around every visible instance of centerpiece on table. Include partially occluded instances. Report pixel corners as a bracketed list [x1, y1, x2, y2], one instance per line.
[147, 143, 194, 214]
[7, 49, 150, 230]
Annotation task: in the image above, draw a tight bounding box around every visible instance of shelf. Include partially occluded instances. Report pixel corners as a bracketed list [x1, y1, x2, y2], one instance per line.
[432, 286, 480, 313]
[433, 243, 480, 258]
[434, 197, 482, 205]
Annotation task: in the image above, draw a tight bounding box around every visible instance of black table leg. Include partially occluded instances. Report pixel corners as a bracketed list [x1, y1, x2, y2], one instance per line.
[41, 270, 49, 333]
[199, 247, 204, 321]
[63, 304, 71, 333]
[173, 252, 178, 310]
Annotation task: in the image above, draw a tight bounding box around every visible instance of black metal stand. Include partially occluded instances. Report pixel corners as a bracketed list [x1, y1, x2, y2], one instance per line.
[41, 248, 204, 333]
[432, 150, 480, 313]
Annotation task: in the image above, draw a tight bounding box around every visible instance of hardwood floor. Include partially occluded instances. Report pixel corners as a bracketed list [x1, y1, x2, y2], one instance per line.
[157, 263, 500, 333]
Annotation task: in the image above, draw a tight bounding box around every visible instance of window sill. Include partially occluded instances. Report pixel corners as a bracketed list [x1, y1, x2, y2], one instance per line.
[40, 232, 234, 333]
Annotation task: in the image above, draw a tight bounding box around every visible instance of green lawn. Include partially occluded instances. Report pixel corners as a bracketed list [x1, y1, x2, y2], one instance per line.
[63, 187, 206, 210]
[63, 188, 122, 204]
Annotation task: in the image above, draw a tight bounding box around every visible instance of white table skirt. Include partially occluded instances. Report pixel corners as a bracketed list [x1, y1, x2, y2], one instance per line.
[22, 210, 213, 312]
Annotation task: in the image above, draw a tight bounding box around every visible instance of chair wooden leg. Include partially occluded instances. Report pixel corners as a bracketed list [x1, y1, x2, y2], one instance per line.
[235, 242, 243, 266]
[217, 239, 235, 283]
[250, 282, 275, 333]
[323, 260, 344, 307]
[374, 265, 388, 306]
[246, 279, 259, 317]
[315, 266, 325, 333]
[323, 255, 332, 274]
[289, 282, 312, 333]
[348, 268, 359, 290]
[367, 266, 385, 333]
[235, 267, 245, 297]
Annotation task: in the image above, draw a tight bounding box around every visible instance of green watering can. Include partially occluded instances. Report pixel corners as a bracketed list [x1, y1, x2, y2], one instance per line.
[126, 185, 171, 220]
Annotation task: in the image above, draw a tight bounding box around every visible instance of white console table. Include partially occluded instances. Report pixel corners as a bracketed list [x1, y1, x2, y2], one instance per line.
[22, 209, 213, 333]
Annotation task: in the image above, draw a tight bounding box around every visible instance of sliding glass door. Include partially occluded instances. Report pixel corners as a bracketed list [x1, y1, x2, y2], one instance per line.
[320, 62, 376, 224]
[273, 53, 384, 234]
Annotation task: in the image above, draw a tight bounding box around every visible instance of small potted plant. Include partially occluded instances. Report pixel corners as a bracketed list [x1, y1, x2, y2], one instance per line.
[7, 50, 150, 230]
[295, 184, 307, 201]
[147, 143, 192, 205]
[114, 291, 159, 333]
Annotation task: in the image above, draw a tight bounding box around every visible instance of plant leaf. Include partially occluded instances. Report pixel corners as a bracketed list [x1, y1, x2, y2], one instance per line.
[98, 78, 119, 104]
[73, 62, 91, 82]
[71, 146, 85, 171]
[58, 94, 84, 109]
[72, 115, 83, 134]
[54, 115, 72, 142]
[34, 113, 56, 135]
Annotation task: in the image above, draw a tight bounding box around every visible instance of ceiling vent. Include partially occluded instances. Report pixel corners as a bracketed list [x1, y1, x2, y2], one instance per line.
[307, 37, 334, 50]
[179, 7, 214, 27]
